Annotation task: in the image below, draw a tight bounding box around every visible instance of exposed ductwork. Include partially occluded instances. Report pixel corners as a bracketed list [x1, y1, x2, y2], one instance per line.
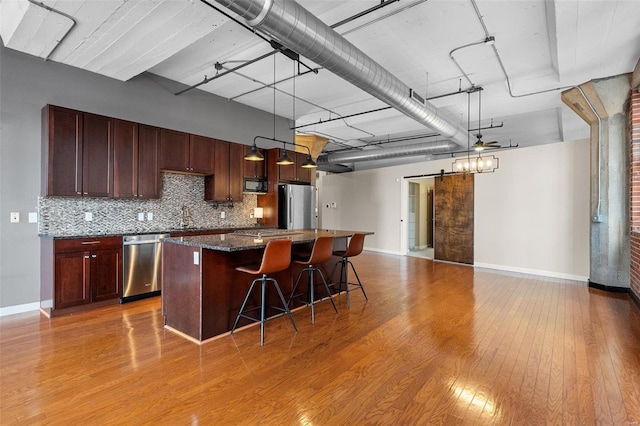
[316, 140, 459, 165]
[213, 0, 469, 150]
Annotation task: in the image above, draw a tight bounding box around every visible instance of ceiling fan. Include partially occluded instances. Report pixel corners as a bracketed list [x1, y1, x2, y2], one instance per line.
[473, 88, 501, 151]
[473, 135, 500, 151]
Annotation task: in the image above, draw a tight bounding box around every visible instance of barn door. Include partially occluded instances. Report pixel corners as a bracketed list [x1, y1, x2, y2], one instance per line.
[434, 173, 474, 264]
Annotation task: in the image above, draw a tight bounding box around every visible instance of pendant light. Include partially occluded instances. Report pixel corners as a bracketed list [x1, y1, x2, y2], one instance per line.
[244, 142, 264, 161]
[276, 149, 294, 165]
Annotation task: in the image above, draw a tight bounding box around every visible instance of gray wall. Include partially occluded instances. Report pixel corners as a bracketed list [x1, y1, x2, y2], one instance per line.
[0, 44, 292, 309]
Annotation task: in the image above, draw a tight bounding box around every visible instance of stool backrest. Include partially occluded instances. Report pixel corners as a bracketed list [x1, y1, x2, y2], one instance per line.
[257, 239, 292, 275]
[307, 235, 334, 264]
[343, 233, 365, 258]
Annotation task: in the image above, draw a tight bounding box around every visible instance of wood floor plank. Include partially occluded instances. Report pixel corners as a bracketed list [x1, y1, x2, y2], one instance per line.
[1, 253, 640, 425]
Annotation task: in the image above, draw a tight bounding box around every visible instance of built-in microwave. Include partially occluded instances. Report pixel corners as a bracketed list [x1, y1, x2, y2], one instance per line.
[243, 178, 268, 194]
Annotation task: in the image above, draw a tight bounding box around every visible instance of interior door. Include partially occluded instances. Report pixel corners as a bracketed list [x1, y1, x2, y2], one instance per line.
[434, 173, 474, 264]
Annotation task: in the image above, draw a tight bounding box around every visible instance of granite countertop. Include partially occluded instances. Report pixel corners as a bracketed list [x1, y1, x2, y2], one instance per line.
[38, 226, 272, 240]
[162, 229, 365, 252]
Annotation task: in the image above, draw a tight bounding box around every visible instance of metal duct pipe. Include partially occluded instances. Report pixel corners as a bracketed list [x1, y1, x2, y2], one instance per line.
[213, 0, 469, 148]
[316, 140, 459, 165]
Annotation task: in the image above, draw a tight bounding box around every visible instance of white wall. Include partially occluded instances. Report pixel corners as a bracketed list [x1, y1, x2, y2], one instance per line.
[319, 139, 590, 280]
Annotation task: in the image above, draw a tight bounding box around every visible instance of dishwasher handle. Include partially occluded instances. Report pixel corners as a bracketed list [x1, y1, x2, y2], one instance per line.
[123, 239, 163, 246]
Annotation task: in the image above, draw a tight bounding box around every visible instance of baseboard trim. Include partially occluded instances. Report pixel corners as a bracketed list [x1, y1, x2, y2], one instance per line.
[0, 302, 40, 317]
[363, 247, 403, 256]
[473, 262, 589, 282]
[588, 280, 630, 294]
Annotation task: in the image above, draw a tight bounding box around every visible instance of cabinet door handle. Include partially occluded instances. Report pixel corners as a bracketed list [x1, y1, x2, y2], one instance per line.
[81, 241, 101, 245]
[84, 255, 90, 259]
[91, 254, 97, 258]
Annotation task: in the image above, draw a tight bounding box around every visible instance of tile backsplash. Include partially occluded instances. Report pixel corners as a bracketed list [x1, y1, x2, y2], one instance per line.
[38, 173, 258, 236]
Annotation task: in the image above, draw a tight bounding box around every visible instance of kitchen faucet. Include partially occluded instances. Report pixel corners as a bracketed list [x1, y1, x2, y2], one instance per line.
[180, 205, 193, 228]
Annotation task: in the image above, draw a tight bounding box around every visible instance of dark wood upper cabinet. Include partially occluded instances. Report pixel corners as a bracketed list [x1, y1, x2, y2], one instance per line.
[160, 130, 215, 175]
[112, 119, 138, 199]
[275, 149, 312, 184]
[243, 146, 267, 179]
[294, 152, 312, 184]
[277, 149, 297, 182]
[42, 106, 113, 197]
[229, 142, 244, 200]
[42, 105, 83, 196]
[113, 121, 160, 199]
[205, 140, 244, 202]
[160, 129, 190, 172]
[189, 135, 216, 175]
[82, 113, 113, 197]
[137, 125, 161, 199]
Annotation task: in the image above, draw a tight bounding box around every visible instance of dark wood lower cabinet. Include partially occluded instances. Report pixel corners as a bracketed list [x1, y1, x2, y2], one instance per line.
[54, 251, 91, 309]
[91, 248, 122, 302]
[41, 236, 123, 317]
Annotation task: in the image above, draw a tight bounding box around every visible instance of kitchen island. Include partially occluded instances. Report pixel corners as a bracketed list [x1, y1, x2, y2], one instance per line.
[161, 229, 365, 343]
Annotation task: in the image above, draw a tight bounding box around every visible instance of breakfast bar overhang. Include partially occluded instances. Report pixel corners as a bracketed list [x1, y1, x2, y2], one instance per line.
[161, 229, 369, 343]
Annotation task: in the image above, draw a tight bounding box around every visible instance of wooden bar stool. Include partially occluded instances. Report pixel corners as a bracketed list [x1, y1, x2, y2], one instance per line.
[288, 235, 338, 324]
[330, 233, 368, 308]
[231, 239, 297, 346]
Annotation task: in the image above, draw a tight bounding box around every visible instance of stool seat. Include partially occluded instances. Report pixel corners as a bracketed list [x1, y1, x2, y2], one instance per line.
[231, 239, 297, 346]
[330, 233, 368, 307]
[288, 235, 338, 323]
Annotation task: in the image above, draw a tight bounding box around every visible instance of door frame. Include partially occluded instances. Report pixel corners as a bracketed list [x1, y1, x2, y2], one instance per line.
[400, 176, 435, 257]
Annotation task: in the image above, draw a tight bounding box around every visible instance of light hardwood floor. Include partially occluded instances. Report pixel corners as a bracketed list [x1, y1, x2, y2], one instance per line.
[2, 252, 640, 425]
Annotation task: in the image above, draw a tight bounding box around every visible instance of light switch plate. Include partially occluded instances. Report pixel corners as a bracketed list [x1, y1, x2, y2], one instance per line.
[220, 211, 226, 219]
[28, 212, 38, 223]
[147, 212, 154, 221]
[193, 251, 200, 265]
[10, 212, 19, 223]
[138, 212, 145, 221]
[84, 212, 93, 222]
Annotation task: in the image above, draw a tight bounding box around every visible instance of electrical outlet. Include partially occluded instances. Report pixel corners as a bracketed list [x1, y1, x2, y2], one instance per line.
[147, 212, 154, 221]
[10, 212, 19, 223]
[84, 212, 93, 222]
[220, 211, 226, 219]
[138, 212, 145, 221]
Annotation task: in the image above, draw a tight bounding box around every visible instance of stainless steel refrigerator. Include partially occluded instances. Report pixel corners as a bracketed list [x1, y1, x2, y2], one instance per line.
[278, 184, 316, 229]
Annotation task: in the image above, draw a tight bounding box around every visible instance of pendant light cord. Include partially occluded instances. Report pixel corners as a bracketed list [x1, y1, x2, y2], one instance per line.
[467, 91, 471, 165]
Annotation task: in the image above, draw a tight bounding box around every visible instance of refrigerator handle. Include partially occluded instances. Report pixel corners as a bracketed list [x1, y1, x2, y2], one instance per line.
[289, 195, 293, 228]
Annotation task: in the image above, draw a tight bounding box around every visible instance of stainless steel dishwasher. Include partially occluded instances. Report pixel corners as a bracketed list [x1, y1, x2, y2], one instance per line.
[121, 233, 169, 303]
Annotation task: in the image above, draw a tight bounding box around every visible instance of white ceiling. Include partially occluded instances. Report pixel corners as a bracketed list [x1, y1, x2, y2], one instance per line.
[2, 0, 639, 170]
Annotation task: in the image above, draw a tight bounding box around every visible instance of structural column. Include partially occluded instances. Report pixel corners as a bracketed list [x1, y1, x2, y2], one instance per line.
[562, 74, 631, 290]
